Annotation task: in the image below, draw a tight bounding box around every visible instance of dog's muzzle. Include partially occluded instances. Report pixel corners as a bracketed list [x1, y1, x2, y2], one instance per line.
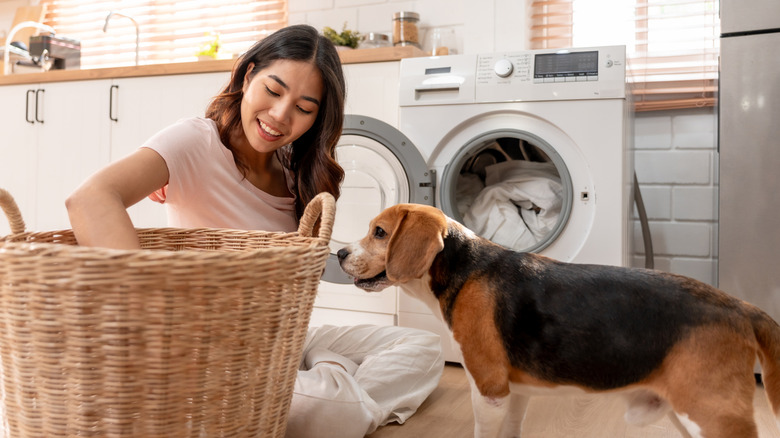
[336, 248, 392, 292]
[352, 270, 390, 291]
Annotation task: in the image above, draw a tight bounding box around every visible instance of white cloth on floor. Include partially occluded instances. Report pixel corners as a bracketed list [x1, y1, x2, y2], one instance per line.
[284, 324, 445, 438]
[463, 160, 562, 251]
[304, 347, 359, 376]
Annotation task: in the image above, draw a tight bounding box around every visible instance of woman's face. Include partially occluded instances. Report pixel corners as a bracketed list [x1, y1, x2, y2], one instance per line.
[240, 59, 323, 154]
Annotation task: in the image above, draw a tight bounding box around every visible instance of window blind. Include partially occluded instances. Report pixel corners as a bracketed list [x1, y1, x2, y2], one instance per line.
[41, 0, 287, 69]
[531, 0, 719, 112]
[530, 0, 573, 49]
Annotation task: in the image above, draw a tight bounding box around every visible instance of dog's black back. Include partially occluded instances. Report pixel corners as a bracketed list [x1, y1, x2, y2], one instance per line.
[429, 225, 752, 390]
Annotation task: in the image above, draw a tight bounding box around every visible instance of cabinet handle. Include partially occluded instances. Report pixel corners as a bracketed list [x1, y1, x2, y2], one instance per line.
[109, 84, 119, 122]
[25, 89, 35, 124]
[34, 89, 44, 123]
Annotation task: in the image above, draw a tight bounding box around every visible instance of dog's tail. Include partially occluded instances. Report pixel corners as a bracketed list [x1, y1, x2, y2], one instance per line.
[751, 306, 780, 419]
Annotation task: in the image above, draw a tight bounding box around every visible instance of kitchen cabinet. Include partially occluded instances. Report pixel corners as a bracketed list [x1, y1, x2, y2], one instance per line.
[108, 72, 230, 227]
[0, 72, 230, 234]
[0, 84, 36, 235]
[0, 80, 111, 234]
[36, 80, 112, 231]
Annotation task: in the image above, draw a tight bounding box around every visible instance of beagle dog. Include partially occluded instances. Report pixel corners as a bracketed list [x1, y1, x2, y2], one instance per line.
[337, 203, 780, 438]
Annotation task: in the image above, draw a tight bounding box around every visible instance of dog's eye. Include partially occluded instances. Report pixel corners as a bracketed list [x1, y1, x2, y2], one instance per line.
[374, 227, 387, 239]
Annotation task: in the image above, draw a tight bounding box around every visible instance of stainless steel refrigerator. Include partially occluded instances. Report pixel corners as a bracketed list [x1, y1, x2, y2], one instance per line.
[719, 0, 780, 319]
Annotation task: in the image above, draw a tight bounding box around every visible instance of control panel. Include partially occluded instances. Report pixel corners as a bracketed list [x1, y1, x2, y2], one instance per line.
[476, 46, 626, 102]
[399, 45, 626, 107]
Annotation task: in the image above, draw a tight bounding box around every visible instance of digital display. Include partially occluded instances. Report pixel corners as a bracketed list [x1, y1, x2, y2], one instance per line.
[425, 67, 452, 75]
[534, 51, 598, 78]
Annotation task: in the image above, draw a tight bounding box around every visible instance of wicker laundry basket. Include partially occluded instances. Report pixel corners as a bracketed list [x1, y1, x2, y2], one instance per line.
[0, 188, 335, 438]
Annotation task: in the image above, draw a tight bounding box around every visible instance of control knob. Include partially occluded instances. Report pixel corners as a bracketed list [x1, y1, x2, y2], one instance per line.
[494, 59, 514, 78]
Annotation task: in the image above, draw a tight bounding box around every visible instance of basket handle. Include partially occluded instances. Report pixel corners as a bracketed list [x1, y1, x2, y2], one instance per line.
[0, 188, 26, 235]
[298, 192, 336, 243]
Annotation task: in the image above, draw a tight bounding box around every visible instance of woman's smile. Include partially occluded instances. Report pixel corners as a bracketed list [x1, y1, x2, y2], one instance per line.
[258, 119, 283, 139]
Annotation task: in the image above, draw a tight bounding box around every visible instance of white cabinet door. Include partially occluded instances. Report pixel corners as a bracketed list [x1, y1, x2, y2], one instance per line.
[34, 80, 112, 231]
[109, 72, 231, 227]
[0, 81, 109, 233]
[0, 85, 37, 235]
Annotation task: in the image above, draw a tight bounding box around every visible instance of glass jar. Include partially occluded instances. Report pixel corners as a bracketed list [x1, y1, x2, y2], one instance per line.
[425, 27, 458, 56]
[392, 11, 420, 48]
[359, 32, 391, 49]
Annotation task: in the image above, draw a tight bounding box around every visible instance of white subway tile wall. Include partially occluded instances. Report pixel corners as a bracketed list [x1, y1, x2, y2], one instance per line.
[633, 109, 718, 286]
[289, 0, 471, 55]
[634, 115, 673, 149]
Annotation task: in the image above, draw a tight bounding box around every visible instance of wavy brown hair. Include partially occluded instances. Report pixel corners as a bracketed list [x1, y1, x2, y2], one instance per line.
[205, 24, 345, 221]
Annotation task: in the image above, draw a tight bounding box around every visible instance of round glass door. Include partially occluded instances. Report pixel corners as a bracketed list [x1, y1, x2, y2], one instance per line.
[440, 129, 573, 254]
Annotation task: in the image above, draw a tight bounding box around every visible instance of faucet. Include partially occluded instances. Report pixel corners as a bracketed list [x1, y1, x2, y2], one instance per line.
[3, 21, 56, 75]
[103, 11, 139, 66]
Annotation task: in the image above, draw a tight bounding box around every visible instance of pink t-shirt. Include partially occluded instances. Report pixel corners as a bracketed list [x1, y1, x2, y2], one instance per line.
[142, 117, 298, 232]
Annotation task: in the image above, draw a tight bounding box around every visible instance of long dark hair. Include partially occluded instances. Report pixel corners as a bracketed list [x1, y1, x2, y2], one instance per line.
[206, 24, 345, 221]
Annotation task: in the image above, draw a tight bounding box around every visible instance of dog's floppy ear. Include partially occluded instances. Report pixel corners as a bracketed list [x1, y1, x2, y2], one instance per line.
[386, 208, 445, 283]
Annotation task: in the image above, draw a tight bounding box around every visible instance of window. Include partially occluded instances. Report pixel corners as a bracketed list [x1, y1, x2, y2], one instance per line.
[530, 0, 719, 111]
[42, 0, 287, 69]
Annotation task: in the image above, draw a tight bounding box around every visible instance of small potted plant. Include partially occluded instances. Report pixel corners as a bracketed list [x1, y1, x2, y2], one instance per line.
[323, 24, 360, 50]
[197, 31, 221, 60]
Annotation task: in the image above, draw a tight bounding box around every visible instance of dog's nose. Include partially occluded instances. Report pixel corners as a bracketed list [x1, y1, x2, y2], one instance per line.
[337, 248, 350, 263]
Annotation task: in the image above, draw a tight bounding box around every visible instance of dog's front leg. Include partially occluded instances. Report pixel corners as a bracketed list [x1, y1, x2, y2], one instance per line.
[666, 411, 695, 438]
[472, 391, 511, 438]
[466, 372, 512, 438]
[498, 392, 529, 438]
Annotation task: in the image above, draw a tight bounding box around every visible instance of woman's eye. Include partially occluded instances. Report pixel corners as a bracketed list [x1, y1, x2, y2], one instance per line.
[374, 227, 386, 239]
[297, 106, 313, 115]
[265, 86, 280, 97]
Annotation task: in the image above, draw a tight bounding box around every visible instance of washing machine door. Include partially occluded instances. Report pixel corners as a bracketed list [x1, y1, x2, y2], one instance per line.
[438, 128, 574, 255]
[322, 114, 434, 284]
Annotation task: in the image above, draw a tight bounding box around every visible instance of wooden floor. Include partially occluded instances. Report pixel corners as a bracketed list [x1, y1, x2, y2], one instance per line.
[367, 364, 780, 438]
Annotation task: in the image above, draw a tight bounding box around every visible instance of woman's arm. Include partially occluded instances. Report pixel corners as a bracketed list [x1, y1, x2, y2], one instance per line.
[66, 148, 169, 249]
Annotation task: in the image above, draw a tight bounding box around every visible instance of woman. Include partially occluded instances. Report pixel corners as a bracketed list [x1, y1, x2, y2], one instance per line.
[66, 24, 443, 437]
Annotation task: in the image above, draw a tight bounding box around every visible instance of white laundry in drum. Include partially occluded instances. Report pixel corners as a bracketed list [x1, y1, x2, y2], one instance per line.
[461, 160, 563, 251]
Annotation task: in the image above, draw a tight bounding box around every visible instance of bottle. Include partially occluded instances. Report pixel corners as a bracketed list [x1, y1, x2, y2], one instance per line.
[392, 12, 420, 48]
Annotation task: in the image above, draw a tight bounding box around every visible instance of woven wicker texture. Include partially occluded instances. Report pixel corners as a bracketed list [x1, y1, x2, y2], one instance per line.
[0, 188, 335, 438]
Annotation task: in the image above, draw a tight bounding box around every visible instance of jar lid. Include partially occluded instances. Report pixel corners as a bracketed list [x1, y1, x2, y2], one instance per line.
[393, 11, 420, 20]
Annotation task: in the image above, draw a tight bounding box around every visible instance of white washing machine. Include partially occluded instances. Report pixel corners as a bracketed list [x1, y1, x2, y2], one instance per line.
[396, 46, 634, 361]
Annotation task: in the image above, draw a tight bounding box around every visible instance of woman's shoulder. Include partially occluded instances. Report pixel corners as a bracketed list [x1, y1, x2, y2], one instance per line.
[171, 116, 218, 136]
[144, 117, 218, 148]
[142, 116, 226, 165]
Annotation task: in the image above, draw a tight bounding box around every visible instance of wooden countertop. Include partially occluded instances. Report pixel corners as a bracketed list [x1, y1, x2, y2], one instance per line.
[0, 45, 427, 86]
